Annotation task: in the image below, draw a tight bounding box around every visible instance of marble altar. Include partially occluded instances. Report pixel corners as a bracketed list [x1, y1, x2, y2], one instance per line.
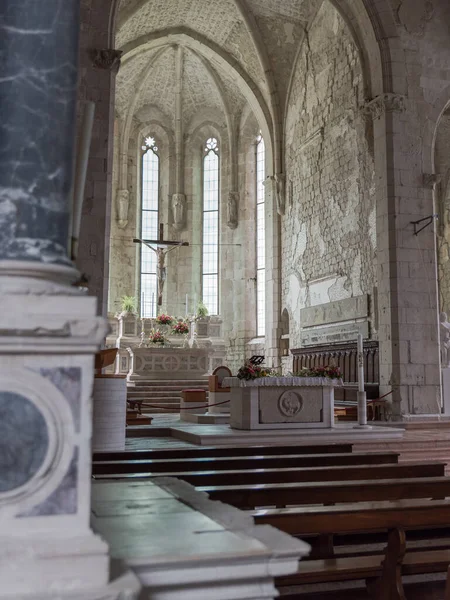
[106, 313, 226, 380]
[225, 377, 340, 430]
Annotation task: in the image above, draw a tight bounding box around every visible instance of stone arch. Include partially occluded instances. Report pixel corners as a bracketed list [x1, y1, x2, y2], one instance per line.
[119, 29, 275, 174]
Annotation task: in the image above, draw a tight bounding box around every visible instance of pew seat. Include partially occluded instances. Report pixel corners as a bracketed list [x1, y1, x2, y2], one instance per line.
[199, 476, 450, 509]
[256, 501, 450, 599]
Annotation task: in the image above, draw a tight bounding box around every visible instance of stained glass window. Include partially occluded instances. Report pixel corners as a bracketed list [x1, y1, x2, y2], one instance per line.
[256, 133, 265, 337]
[202, 137, 219, 315]
[141, 136, 159, 318]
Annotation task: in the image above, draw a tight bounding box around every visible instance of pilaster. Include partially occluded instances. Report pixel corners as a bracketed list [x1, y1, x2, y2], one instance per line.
[263, 177, 282, 368]
[366, 93, 441, 417]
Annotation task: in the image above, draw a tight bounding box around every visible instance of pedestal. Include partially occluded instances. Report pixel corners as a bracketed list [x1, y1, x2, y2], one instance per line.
[0, 0, 139, 595]
[93, 375, 127, 451]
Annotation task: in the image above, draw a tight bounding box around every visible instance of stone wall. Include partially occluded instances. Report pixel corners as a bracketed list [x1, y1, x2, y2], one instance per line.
[283, 2, 376, 348]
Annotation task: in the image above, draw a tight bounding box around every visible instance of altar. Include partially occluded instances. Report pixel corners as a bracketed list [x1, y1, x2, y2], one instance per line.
[106, 312, 226, 380]
[225, 377, 341, 430]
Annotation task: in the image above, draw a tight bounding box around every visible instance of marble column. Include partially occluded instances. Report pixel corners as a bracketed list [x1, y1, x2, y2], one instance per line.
[0, 0, 77, 268]
[0, 2, 140, 598]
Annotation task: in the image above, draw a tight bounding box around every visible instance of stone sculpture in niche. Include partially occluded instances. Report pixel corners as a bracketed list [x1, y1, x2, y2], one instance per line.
[117, 189, 129, 229]
[227, 191, 239, 229]
[440, 312, 450, 367]
[172, 193, 186, 231]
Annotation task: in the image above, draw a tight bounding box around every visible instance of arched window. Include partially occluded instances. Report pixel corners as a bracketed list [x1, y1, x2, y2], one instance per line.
[256, 133, 265, 336]
[140, 136, 159, 318]
[202, 137, 220, 315]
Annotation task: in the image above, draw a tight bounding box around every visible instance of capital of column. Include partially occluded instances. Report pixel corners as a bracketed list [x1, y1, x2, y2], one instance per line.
[89, 48, 123, 74]
[363, 93, 406, 120]
[423, 173, 442, 189]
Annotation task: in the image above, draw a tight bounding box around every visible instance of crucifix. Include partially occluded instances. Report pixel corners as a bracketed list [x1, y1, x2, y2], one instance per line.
[133, 224, 189, 310]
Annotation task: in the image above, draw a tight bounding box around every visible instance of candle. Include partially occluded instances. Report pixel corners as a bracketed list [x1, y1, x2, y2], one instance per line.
[142, 292, 145, 319]
[185, 293, 189, 316]
[71, 101, 95, 260]
[151, 292, 155, 318]
[357, 333, 364, 393]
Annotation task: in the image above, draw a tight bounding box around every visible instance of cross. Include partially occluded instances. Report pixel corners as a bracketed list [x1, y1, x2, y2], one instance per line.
[133, 224, 189, 309]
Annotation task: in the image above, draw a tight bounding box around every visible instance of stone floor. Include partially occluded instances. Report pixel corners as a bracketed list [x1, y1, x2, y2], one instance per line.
[125, 415, 450, 473]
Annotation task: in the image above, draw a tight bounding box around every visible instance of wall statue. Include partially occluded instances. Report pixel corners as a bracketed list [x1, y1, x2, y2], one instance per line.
[116, 189, 129, 229]
[440, 312, 450, 368]
[172, 193, 186, 231]
[227, 191, 239, 229]
[275, 173, 286, 215]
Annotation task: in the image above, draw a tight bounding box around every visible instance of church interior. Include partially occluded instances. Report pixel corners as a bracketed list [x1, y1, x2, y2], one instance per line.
[3, 0, 450, 598]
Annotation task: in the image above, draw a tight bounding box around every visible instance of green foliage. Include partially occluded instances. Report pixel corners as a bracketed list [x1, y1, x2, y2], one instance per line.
[197, 300, 209, 317]
[121, 295, 136, 314]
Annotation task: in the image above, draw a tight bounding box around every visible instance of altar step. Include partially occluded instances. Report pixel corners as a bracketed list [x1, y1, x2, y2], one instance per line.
[127, 378, 209, 413]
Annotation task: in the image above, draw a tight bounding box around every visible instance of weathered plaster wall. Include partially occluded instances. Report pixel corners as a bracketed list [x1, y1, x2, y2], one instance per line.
[435, 112, 450, 314]
[283, 2, 376, 347]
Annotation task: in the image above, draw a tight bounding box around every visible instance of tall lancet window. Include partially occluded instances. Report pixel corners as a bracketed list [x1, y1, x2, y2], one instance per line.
[202, 137, 220, 315]
[256, 133, 266, 336]
[140, 136, 159, 318]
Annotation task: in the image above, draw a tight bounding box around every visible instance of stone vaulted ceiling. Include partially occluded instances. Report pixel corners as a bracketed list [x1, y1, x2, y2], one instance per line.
[115, 0, 324, 151]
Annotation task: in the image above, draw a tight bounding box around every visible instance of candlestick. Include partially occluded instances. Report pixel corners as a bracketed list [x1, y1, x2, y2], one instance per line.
[356, 333, 369, 427]
[357, 333, 364, 393]
[71, 101, 95, 260]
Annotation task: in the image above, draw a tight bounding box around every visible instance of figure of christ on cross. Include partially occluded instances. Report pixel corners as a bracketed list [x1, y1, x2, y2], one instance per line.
[133, 224, 189, 308]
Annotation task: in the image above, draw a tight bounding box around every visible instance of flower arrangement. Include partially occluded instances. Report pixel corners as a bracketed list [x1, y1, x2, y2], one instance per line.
[149, 328, 165, 345]
[172, 320, 190, 335]
[237, 361, 274, 381]
[155, 313, 174, 326]
[293, 365, 342, 380]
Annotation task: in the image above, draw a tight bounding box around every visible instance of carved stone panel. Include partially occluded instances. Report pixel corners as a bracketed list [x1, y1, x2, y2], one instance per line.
[258, 387, 323, 423]
[0, 392, 49, 493]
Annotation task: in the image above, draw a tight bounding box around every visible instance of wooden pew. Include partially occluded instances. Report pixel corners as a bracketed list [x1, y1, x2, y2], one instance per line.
[92, 450, 399, 475]
[93, 442, 354, 462]
[92, 461, 446, 486]
[198, 476, 450, 509]
[253, 500, 450, 599]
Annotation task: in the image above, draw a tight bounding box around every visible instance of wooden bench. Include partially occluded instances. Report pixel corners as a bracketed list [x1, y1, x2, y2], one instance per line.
[92, 451, 399, 475]
[253, 500, 450, 599]
[198, 476, 450, 509]
[93, 442, 354, 462]
[92, 461, 446, 486]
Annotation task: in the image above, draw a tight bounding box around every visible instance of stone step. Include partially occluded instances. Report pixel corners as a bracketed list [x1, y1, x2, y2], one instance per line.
[128, 385, 208, 394]
[128, 400, 182, 406]
[127, 390, 206, 397]
[132, 380, 208, 386]
[140, 404, 181, 412]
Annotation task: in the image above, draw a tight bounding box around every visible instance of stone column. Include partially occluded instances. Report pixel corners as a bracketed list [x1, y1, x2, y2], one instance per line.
[0, 2, 140, 598]
[367, 94, 441, 418]
[263, 177, 282, 368]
